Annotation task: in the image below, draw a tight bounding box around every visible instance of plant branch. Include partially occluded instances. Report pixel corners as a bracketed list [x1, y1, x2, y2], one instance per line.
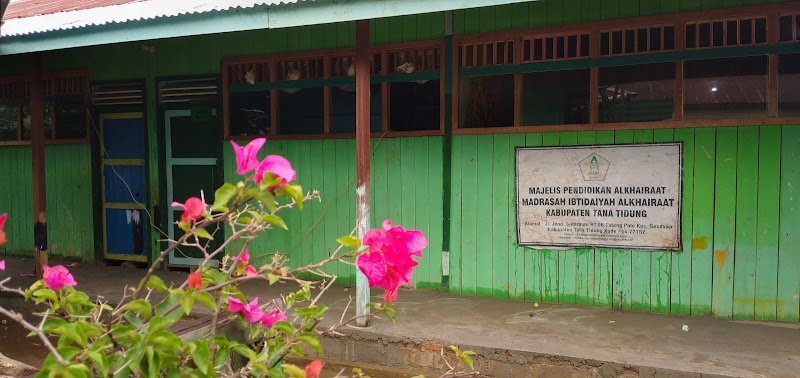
[0, 305, 65, 365]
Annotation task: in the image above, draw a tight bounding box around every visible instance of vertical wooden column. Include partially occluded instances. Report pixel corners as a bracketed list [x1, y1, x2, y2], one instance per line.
[355, 19, 372, 327]
[29, 53, 48, 279]
[589, 30, 600, 124]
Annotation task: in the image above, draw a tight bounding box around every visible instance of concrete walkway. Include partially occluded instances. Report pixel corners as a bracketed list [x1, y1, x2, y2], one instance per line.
[1, 256, 799, 377]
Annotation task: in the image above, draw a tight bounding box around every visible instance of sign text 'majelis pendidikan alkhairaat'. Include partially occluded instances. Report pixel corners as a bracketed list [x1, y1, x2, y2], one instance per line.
[515, 143, 683, 251]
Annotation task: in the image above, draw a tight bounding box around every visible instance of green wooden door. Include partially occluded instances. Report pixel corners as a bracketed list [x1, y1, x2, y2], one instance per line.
[165, 109, 222, 266]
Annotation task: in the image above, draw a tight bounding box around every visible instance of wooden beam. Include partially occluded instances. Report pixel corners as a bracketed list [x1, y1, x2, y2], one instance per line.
[29, 53, 47, 280]
[355, 19, 371, 327]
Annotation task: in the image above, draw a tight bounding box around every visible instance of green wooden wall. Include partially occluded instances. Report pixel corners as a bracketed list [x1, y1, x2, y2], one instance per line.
[0, 144, 94, 261]
[222, 137, 444, 288]
[448, 126, 800, 322]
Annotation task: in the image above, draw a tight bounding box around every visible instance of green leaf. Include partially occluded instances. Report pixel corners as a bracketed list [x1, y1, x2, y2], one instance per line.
[272, 321, 295, 337]
[56, 346, 83, 360]
[195, 228, 214, 240]
[336, 235, 361, 249]
[155, 292, 181, 317]
[51, 323, 88, 348]
[189, 340, 211, 375]
[40, 318, 67, 333]
[144, 275, 169, 292]
[88, 351, 110, 377]
[296, 333, 323, 356]
[460, 354, 475, 370]
[410, 376, 426, 378]
[150, 330, 184, 351]
[65, 291, 95, 308]
[262, 214, 288, 230]
[123, 299, 153, 320]
[281, 184, 304, 210]
[281, 363, 306, 378]
[245, 188, 276, 213]
[236, 216, 252, 224]
[124, 312, 145, 330]
[24, 280, 44, 301]
[212, 183, 239, 212]
[180, 293, 195, 315]
[214, 347, 230, 369]
[146, 346, 161, 378]
[33, 288, 57, 303]
[267, 273, 280, 285]
[194, 292, 217, 311]
[147, 316, 177, 334]
[231, 344, 257, 360]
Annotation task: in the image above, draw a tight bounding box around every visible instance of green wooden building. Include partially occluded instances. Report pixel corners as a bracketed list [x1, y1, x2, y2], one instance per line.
[1, 0, 800, 322]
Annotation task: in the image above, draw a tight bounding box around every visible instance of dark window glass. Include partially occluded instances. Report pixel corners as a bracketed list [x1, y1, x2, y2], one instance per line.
[698, 22, 711, 47]
[780, 16, 793, 42]
[331, 84, 382, 133]
[534, 39, 543, 61]
[228, 91, 271, 136]
[598, 63, 675, 123]
[522, 69, 590, 126]
[612, 31, 623, 54]
[797, 16, 800, 40]
[664, 26, 675, 50]
[567, 35, 578, 58]
[779, 53, 800, 117]
[459, 75, 514, 128]
[755, 18, 767, 44]
[740, 19, 753, 45]
[21, 104, 31, 140]
[465, 45, 474, 67]
[556, 37, 565, 59]
[545, 38, 554, 59]
[476, 44, 484, 66]
[727, 21, 739, 45]
[53, 97, 86, 139]
[277, 87, 324, 134]
[625, 30, 635, 53]
[638, 28, 648, 51]
[391, 80, 440, 131]
[651, 27, 663, 51]
[600, 33, 610, 56]
[523, 40, 531, 61]
[712, 22, 724, 47]
[487, 43, 495, 65]
[0, 103, 18, 141]
[686, 24, 697, 48]
[580, 34, 590, 56]
[684, 56, 767, 119]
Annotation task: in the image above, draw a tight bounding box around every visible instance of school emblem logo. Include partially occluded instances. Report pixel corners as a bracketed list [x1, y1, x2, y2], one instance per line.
[579, 153, 610, 181]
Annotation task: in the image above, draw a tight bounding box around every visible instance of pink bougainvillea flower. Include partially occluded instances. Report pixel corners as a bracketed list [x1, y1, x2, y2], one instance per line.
[172, 197, 206, 222]
[227, 296, 264, 324]
[0, 213, 7, 246]
[305, 359, 323, 378]
[243, 265, 258, 277]
[355, 219, 427, 303]
[187, 272, 203, 289]
[232, 250, 250, 266]
[261, 307, 287, 329]
[42, 265, 77, 290]
[254, 155, 296, 188]
[230, 138, 267, 175]
[0, 260, 5, 271]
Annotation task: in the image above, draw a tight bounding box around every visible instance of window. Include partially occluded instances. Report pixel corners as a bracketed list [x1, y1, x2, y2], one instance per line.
[390, 80, 440, 131]
[48, 96, 87, 139]
[598, 63, 675, 123]
[521, 69, 590, 126]
[779, 14, 800, 42]
[277, 86, 324, 134]
[0, 102, 19, 141]
[330, 84, 382, 133]
[459, 75, 514, 128]
[600, 26, 674, 56]
[228, 90, 271, 136]
[686, 17, 767, 49]
[684, 56, 767, 119]
[779, 53, 800, 117]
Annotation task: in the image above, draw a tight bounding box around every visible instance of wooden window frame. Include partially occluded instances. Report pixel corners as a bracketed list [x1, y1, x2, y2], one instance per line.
[451, 2, 800, 136]
[222, 40, 446, 141]
[0, 70, 90, 146]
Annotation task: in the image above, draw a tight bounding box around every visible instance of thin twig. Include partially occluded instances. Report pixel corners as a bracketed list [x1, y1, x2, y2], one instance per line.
[0, 305, 65, 365]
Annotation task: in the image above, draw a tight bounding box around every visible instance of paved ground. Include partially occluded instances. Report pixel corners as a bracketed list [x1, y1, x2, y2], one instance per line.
[2, 256, 799, 377]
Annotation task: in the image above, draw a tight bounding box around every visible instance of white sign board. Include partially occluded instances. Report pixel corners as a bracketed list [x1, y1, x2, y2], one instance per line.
[516, 143, 683, 250]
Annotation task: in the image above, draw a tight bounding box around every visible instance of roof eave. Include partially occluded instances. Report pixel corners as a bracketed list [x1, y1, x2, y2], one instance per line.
[0, 0, 532, 56]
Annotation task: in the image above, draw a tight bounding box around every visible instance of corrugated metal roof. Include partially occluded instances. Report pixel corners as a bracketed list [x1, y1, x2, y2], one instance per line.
[0, 0, 299, 37]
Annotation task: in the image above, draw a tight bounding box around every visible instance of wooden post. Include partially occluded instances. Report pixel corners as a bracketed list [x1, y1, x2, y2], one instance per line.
[355, 19, 371, 327]
[30, 53, 48, 279]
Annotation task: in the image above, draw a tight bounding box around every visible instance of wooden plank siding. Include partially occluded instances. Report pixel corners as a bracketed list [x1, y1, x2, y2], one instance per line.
[221, 137, 444, 288]
[448, 126, 800, 321]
